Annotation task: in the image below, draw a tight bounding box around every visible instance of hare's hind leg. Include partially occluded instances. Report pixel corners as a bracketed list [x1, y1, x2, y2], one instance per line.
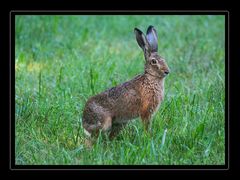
[83, 116, 112, 148]
[83, 101, 113, 136]
[109, 122, 127, 139]
[83, 116, 112, 138]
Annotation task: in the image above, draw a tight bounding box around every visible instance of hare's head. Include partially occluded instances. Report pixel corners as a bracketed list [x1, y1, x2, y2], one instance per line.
[134, 26, 170, 78]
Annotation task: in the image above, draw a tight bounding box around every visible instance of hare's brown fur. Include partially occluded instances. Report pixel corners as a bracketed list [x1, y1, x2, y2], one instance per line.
[82, 26, 170, 138]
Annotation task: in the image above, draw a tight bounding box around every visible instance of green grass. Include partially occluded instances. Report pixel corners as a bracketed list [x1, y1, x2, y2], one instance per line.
[15, 15, 225, 165]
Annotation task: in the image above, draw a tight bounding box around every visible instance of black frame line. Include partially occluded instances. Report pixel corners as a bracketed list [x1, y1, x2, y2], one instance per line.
[10, 10, 229, 170]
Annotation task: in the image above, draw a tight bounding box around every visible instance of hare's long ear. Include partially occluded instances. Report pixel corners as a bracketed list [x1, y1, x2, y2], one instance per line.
[146, 25, 158, 52]
[134, 28, 150, 54]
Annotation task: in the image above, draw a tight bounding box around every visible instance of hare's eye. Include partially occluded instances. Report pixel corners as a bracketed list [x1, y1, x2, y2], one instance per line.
[151, 59, 157, 64]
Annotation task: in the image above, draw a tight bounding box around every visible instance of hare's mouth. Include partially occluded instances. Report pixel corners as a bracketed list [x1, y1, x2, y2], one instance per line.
[160, 69, 170, 77]
[162, 73, 169, 78]
[163, 71, 170, 76]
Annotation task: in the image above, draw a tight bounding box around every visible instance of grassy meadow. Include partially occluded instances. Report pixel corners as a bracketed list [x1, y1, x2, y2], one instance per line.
[15, 15, 225, 165]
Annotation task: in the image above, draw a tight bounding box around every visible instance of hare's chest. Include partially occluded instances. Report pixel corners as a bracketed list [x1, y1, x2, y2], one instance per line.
[149, 93, 162, 113]
[141, 85, 163, 115]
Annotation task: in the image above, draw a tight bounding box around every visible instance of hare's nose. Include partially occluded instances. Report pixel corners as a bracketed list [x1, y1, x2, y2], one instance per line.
[164, 71, 169, 75]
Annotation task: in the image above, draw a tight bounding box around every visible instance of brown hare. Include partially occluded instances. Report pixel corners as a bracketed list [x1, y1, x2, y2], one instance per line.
[82, 25, 170, 139]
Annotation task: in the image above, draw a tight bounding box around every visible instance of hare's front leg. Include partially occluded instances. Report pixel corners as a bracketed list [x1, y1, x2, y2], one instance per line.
[140, 113, 152, 133]
[140, 106, 153, 134]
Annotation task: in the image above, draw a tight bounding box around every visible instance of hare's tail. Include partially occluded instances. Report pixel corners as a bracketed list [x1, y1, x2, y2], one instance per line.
[82, 120, 102, 137]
